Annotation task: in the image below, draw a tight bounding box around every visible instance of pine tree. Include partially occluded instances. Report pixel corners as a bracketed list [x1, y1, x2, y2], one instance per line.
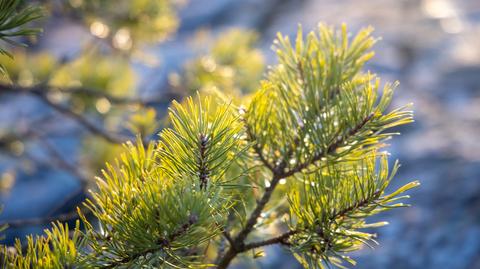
[1, 23, 419, 269]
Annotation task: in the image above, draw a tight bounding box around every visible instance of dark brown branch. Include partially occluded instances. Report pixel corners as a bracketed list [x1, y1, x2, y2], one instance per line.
[222, 230, 234, 246]
[231, 113, 291, 245]
[243, 230, 298, 251]
[214, 211, 237, 264]
[217, 179, 277, 267]
[217, 174, 284, 269]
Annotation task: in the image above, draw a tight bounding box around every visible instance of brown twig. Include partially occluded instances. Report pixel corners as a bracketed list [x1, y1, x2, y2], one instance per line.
[242, 230, 298, 251]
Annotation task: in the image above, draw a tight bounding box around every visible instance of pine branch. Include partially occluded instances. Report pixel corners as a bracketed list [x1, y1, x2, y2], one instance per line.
[222, 230, 235, 247]
[34, 91, 127, 144]
[243, 230, 298, 251]
[0, 0, 43, 75]
[1, 23, 418, 269]
[239, 115, 292, 237]
[243, 116, 275, 171]
[103, 214, 198, 268]
[40, 85, 174, 107]
[331, 189, 382, 221]
[235, 173, 282, 240]
[237, 190, 384, 261]
[37, 137, 90, 186]
[0, 82, 177, 144]
[0, 210, 79, 228]
[284, 112, 374, 177]
[217, 111, 375, 268]
[216, 126, 282, 268]
[0, 83, 130, 143]
[198, 133, 210, 190]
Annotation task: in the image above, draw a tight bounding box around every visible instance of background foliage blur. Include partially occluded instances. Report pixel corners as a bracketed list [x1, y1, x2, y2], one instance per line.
[0, 0, 479, 268]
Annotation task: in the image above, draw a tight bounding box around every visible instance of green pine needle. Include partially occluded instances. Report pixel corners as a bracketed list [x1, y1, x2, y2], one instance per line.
[0, 0, 43, 75]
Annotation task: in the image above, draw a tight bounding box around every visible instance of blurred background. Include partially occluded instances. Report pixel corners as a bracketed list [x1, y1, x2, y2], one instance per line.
[0, 0, 479, 268]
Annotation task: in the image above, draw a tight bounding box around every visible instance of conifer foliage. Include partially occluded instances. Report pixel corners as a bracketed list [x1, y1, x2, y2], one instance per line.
[0, 0, 43, 74]
[1, 24, 419, 268]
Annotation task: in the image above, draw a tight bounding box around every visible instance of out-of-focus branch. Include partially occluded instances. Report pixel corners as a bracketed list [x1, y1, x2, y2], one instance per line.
[52, 86, 173, 106]
[0, 83, 134, 143]
[0, 210, 80, 228]
[32, 90, 127, 144]
[36, 137, 90, 186]
[0, 140, 91, 228]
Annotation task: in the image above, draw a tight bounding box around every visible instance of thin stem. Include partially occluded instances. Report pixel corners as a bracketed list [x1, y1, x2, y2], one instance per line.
[243, 230, 298, 251]
[331, 189, 382, 221]
[243, 119, 275, 171]
[33, 91, 127, 144]
[222, 230, 235, 246]
[198, 133, 210, 190]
